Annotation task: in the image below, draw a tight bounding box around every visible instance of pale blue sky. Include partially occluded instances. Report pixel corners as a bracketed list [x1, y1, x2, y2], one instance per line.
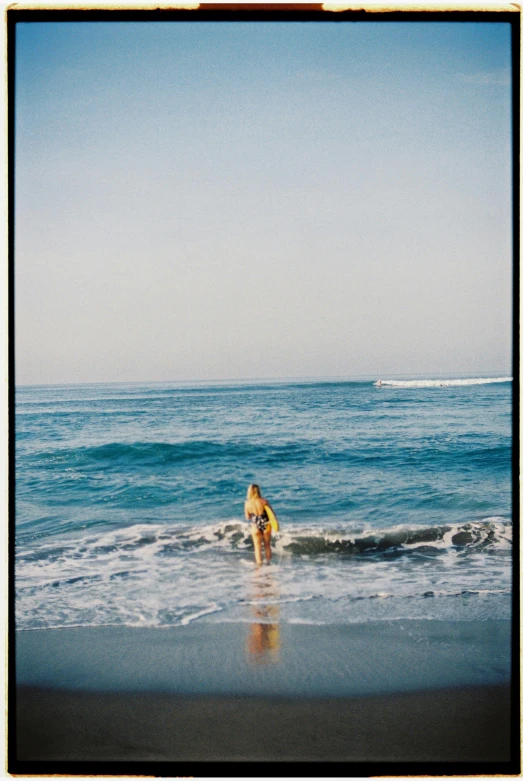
[15, 20, 513, 384]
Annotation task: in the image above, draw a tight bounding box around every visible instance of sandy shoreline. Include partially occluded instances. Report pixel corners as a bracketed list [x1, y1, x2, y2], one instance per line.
[16, 683, 512, 764]
[12, 618, 517, 771]
[15, 618, 512, 696]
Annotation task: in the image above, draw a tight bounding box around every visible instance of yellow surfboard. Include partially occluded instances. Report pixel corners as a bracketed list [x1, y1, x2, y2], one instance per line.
[265, 505, 279, 533]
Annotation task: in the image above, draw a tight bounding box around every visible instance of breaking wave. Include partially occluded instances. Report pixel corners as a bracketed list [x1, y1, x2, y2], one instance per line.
[374, 377, 512, 388]
[16, 517, 511, 564]
[15, 518, 512, 630]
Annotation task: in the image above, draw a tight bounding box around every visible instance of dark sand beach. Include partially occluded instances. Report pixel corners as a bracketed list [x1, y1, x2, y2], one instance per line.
[17, 682, 512, 764]
[13, 618, 517, 773]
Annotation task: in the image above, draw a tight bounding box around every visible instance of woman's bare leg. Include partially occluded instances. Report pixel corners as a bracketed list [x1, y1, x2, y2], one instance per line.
[251, 529, 263, 564]
[263, 528, 272, 562]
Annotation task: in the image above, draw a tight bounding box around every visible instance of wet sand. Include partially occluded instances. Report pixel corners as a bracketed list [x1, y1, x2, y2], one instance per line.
[12, 619, 517, 772]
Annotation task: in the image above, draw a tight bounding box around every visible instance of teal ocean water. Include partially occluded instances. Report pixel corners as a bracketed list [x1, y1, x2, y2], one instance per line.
[15, 376, 513, 630]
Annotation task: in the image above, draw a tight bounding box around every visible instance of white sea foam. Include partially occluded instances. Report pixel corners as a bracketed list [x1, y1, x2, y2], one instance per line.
[180, 604, 224, 626]
[374, 377, 512, 388]
[15, 516, 512, 631]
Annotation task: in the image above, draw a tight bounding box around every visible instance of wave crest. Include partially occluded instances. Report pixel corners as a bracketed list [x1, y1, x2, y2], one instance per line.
[374, 378, 512, 388]
[274, 518, 511, 556]
[18, 518, 509, 563]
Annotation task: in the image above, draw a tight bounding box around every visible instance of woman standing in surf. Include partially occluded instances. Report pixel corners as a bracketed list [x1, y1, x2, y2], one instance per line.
[245, 484, 278, 565]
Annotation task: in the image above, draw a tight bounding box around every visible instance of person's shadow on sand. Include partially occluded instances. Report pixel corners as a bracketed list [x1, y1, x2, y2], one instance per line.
[246, 569, 280, 665]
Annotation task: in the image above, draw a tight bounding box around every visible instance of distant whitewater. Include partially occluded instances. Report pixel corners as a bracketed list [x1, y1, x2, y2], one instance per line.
[374, 377, 512, 388]
[15, 377, 513, 630]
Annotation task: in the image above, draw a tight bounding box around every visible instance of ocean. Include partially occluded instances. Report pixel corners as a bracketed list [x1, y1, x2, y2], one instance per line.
[15, 376, 513, 631]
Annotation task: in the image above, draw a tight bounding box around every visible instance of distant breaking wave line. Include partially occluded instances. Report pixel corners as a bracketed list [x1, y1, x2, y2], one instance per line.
[374, 377, 512, 388]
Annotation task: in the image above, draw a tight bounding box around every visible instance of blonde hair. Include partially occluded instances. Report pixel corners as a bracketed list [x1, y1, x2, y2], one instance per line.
[247, 484, 261, 500]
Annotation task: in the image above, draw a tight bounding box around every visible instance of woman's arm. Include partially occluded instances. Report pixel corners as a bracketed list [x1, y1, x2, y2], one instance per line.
[244, 501, 250, 520]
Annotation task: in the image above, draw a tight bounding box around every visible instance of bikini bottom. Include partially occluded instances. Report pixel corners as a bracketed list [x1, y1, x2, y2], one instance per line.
[250, 515, 269, 533]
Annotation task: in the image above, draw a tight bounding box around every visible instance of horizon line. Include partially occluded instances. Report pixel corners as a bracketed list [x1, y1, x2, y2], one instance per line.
[14, 370, 514, 389]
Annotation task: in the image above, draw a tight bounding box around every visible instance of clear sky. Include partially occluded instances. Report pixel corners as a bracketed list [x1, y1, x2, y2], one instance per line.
[15, 19, 513, 385]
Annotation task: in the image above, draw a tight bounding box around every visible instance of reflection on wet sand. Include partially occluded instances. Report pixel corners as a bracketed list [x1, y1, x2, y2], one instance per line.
[246, 569, 281, 665]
